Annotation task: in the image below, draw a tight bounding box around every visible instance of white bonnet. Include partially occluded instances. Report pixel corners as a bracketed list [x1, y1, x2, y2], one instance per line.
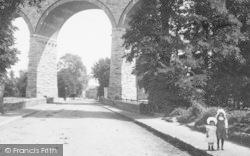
[216, 109, 226, 117]
[207, 117, 217, 125]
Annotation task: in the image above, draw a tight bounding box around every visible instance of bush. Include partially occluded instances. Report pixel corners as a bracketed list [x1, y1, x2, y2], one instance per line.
[140, 103, 154, 115]
[169, 107, 187, 117]
[176, 102, 206, 124]
[189, 125, 206, 133]
[227, 110, 248, 125]
[229, 132, 250, 148]
[195, 107, 218, 126]
[168, 102, 250, 148]
[189, 102, 205, 117]
[227, 110, 250, 135]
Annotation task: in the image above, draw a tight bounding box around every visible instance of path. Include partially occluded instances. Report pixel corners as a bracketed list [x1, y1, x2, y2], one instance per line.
[101, 103, 250, 156]
[0, 99, 190, 156]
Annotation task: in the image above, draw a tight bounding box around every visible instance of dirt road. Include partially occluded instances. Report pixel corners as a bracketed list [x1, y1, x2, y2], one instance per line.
[0, 99, 190, 156]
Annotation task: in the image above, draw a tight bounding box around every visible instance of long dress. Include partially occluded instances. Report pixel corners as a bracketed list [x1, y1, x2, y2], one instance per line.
[205, 125, 217, 143]
[216, 117, 228, 139]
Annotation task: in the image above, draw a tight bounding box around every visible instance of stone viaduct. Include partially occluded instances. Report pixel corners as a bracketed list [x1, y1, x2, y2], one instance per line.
[18, 0, 142, 100]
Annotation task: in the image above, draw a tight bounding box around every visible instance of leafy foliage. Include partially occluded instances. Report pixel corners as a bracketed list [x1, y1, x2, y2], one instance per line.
[4, 70, 28, 97]
[123, 0, 196, 109]
[57, 54, 88, 98]
[0, 0, 41, 113]
[92, 58, 110, 96]
[4, 71, 19, 97]
[170, 105, 250, 147]
[0, 2, 19, 77]
[16, 70, 28, 97]
[0, 0, 41, 78]
[188, 0, 250, 108]
[123, 0, 250, 110]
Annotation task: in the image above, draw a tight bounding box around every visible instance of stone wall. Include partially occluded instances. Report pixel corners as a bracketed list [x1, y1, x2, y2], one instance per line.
[100, 97, 141, 114]
[4, 98, 47, 112]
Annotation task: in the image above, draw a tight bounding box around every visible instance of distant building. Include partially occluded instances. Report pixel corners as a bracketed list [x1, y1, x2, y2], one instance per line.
[85, 86, 98, 99]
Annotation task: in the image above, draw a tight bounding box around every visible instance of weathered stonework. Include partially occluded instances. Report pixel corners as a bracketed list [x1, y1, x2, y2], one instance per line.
[107, 28, 124, 99]
[121, 59, 137, 100]
[26, 35, 58, 98]
[21, 0, 141, 99]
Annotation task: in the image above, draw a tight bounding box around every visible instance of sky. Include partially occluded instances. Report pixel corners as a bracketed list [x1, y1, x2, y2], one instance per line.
[11, 9, 112, 86]
[11, 18, 30, 75]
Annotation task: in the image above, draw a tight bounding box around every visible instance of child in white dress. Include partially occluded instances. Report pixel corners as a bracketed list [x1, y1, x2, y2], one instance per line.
[205, 117, 217, 151]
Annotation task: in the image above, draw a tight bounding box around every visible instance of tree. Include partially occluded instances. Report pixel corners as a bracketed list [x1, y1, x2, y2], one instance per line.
[0, 0, 41, 114]
[92, 58, 110, 96]
[123, 0, 191, 111]
[16, 70, 28, 97]
[4, 71, 19, 97]
[57, 54, 88, 99]
[122, 0, 250, 112]
[189, 0, 250, 108]
[3, 70, 28, 97]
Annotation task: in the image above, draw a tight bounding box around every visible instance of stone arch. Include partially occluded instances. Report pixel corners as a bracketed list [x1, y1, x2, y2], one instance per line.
[118, 0, 142, 28]
[117, 0, 146, 100]
[14, 10, 34, 34]
[26, 0, 139, 99]
[35, 0, 116, 39]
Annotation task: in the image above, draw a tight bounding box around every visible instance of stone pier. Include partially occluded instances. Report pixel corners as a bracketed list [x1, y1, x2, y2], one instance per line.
[20, 0, 142, 100]
[26, 35, 58, 98]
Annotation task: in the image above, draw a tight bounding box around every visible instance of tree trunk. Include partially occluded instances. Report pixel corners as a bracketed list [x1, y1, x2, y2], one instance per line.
[159, 0, 172, 31]
[0, 79, 5, 114]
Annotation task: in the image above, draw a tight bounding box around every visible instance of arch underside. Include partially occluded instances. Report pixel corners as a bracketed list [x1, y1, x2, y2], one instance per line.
[14, 11, 33, 34]
[36, 0, 116, 39]
[118, 0, 142, 28]
[35, 0, 144, 39]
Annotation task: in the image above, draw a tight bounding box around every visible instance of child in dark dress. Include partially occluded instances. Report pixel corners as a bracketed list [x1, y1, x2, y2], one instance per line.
[216, 109, 228, 150]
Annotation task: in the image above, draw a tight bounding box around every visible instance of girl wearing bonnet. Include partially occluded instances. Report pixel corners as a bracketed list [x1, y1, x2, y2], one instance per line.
[216, 109, 228, 150]
[205, 117, 217, 151]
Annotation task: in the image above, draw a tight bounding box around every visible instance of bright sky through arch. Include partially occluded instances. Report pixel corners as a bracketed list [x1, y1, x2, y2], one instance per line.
[57, 9, 112, 75]
[12, 9, 112, 86]
[11, 17, 30, 76]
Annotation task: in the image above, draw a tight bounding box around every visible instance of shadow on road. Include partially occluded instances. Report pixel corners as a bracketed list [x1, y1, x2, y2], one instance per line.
[1, 99, 156, 122]
[24, 107, 131, 121]
[52, 102, 100, 106]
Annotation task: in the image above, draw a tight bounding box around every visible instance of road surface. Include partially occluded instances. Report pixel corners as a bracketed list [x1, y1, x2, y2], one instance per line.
[0, 99, 190, 156]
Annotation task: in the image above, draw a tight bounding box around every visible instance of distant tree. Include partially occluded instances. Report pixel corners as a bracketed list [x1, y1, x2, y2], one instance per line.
[4, 70, 28, 97]
[92, 58, 110, 97]
[4, 71, 19, 97]
[16, 70, 28, 97]
[58, 69, 73, 99]
[57, 54, 88, 99]
[0, 0, 41, 113]
[85, 87, 98, 99]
